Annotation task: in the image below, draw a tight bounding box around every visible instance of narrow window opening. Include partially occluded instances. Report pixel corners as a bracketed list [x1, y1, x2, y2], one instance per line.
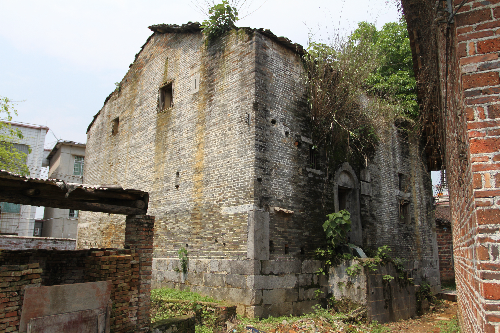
[111, 117, 119, 135]
[285, 131, 289, 137]
[176, 171, 180, 177]
[284, 244, 289, 254]
[398, 173, 404, 191]
[309, 146, 319, 169]
[399, 201, 410, 224]
[269, 240, 275, 254]
[159, 82, 173, 110]
[300, 247, 305, 255]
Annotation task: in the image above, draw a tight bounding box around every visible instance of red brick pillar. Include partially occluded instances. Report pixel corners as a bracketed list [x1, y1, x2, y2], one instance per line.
[124, 215, 154, 331]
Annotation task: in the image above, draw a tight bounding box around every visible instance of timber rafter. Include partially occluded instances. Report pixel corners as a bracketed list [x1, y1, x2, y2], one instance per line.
[0, 170, 149, 215]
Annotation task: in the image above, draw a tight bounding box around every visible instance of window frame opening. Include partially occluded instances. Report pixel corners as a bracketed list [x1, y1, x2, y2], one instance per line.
[73, 156, 84, 176]
[159, 81, 174, 111]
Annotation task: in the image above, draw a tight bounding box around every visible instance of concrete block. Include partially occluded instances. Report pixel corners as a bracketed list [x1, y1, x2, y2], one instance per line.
[360, 181, 371, 196]
[261, 260, 301, 275]
[185, 272, 203, 286]
[247, 210, 269, 260]
[298, 274, 312, 286]
[292, 300, 319, 316]
[209, 260, 220, 272]
[301, 260, 322, 274]
[245, 305, 264, 318]
[225, 274, 247, 289]
[298, 287, 317, 301]
[254, 274, 298, 289]
[265, 302, 293, 317]
[20, 281, 112, 332]
[262, 289, 298, 304]
[203, 273, 225, 287]
[230, 260, 260, 275]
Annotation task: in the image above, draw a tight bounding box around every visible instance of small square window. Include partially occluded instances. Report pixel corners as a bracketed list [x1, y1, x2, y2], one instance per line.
[69, 209, 79, 218]
[73, 156, 84, 176]
[159, 82, 173, 110]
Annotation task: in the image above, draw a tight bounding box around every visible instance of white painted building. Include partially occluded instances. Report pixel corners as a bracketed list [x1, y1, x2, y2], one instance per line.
[42, 141, 85, 239]
[0, 122, 48, 236]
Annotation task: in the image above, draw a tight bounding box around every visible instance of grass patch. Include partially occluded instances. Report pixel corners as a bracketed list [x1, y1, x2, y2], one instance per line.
[150, 287, 227, 332]
[437, 316, 460, 333]
[151, 287, 219, 303]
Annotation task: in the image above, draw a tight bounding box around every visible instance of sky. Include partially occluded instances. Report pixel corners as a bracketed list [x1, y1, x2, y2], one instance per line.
[0, 1, 444, 219]
[0, 0, 401, 149]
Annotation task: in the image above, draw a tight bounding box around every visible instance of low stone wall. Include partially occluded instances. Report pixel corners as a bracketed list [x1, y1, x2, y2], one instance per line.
[0, 235, 76, 251]
[154, 258, 416, 322]
[0, 263, 42, 332]
[153, 258, 328, 318]
[328, 260, 416, 323]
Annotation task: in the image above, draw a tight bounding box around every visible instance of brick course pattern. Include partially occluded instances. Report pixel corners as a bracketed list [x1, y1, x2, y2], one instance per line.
[402, 0, 500, 331]
[0, 263, 42, 333]
[0, 236, 76, 251]
[0, 215, 154, 333]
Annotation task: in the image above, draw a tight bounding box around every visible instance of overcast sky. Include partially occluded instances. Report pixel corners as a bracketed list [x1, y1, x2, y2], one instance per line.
[0, 0, 401, 148]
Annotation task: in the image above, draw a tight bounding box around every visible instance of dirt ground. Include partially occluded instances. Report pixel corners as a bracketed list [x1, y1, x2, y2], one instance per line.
[381, 300, 458, 333]
[238, 300, 459, 333]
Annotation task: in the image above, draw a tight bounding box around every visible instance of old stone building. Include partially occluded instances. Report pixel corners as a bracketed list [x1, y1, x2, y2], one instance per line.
[78, 23, 439, 317]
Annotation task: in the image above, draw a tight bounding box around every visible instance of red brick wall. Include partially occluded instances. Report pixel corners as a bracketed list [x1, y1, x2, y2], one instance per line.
[441, 1, 500, 332]
[0, 215, 154, 333]
[436, 217, 455, 283]
[402, 0, 500, 331]
[0, 263, 42, 332]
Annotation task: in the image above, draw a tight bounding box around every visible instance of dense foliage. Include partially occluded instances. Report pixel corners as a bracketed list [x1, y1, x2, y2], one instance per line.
[303, 18, 417, 163]
[351, 19, 418, 119]
[0, 97, 29, 176]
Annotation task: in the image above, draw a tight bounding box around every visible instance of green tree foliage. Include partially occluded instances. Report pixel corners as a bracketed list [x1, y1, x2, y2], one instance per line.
[322, 210, 352, 249]
[0, 97, 30, 176]
[201, 0, 238, 41]
[351, 19, 418, 120]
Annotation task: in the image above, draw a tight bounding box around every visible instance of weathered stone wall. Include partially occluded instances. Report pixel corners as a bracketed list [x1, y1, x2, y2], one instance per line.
[0, 235, 76, 251]
[80, 29, 256, 259]
[80, 25, 438, 318]
[328, 260, 416, 323]
[252, 32, 336, 259]
[361, 128, 439, 290]
[153, 258, 326, 318]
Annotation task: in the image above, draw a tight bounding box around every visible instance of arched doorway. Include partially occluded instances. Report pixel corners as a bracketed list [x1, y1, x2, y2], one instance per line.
[333, 162, 362, 246]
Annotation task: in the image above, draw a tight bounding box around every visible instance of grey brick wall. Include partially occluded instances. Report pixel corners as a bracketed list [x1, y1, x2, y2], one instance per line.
[79, 26, 440, 316]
